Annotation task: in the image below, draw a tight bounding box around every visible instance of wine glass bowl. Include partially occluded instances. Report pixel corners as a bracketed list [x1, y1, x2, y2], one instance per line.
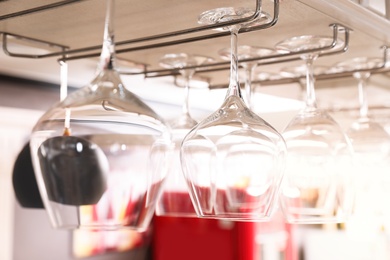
[275, 35, 354, 224]
[181, 98, 286, 220]
[29, 0, 172, 231]
[279, 110, 354, 222]
[332, 57, 388, 155]
[332, 57, 390, 230]
[180, 7, 286, 221]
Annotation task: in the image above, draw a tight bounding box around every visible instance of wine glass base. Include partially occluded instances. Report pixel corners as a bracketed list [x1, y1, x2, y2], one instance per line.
[219, 45, 275, 62]
[275, 35, 344, 54]
[198, 7, 271, 31]
[159, 53, 214, 70]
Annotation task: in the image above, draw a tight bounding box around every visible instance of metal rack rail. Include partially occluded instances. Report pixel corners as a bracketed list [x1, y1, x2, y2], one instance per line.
[1, 0, 274, 60]
[0, 0, 389, 89]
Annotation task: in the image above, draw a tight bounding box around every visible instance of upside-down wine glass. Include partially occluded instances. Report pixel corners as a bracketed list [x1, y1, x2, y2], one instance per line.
[156, 53, 213, 217]
[29, 0, 172, 231]
[218, 45, 274, 109]
[275, 35, 354, 224]
[180, 7, 286, 221]
[333, 57, 390, 231]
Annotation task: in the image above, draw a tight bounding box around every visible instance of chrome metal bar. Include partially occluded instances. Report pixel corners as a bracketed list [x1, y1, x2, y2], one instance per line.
[114, 0, 264, 45]
[122, 23, 349, 78]
[270, 46, 388, 80]
[233, 45, 390, 89]
[141, 65, 230, 78]
[2, 32, 68, 58]
[0, 0, 84, 21]
[3, 0, 268, 60]
[60, 0, 278, 61]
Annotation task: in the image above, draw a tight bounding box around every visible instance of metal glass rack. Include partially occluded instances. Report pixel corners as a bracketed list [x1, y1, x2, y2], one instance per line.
[0, 0, 390, 89]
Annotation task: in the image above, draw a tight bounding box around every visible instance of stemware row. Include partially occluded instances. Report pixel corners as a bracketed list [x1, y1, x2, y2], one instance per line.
[153, 16, 390, 225]
[26, 0, 390, 232]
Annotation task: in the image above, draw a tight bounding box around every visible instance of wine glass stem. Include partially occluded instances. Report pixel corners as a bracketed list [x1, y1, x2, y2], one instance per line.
[98, 0, 116, 72]
[244, 64, 256, 109]
[355, 72, 370, 120]
[63, 108, 71, 136]
[226, 26, 243, 98]
[180, 69, 194, 118]
[304, 55, 318, 109]
[59, 60, 68, 101]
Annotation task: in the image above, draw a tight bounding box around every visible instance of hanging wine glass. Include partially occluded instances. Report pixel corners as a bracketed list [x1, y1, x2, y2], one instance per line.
[218, 45, 275, 109]
[180, 7, 286, 221]
[29, 0, 172, 231]
[333, 57, 390, 231]
[159, 53, 213, 129]
[156, 53, 213, 217]
[275, 35, 354, 224]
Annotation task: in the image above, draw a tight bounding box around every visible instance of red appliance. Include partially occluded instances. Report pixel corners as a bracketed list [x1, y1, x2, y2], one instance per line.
[152, 211, 297, 260]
